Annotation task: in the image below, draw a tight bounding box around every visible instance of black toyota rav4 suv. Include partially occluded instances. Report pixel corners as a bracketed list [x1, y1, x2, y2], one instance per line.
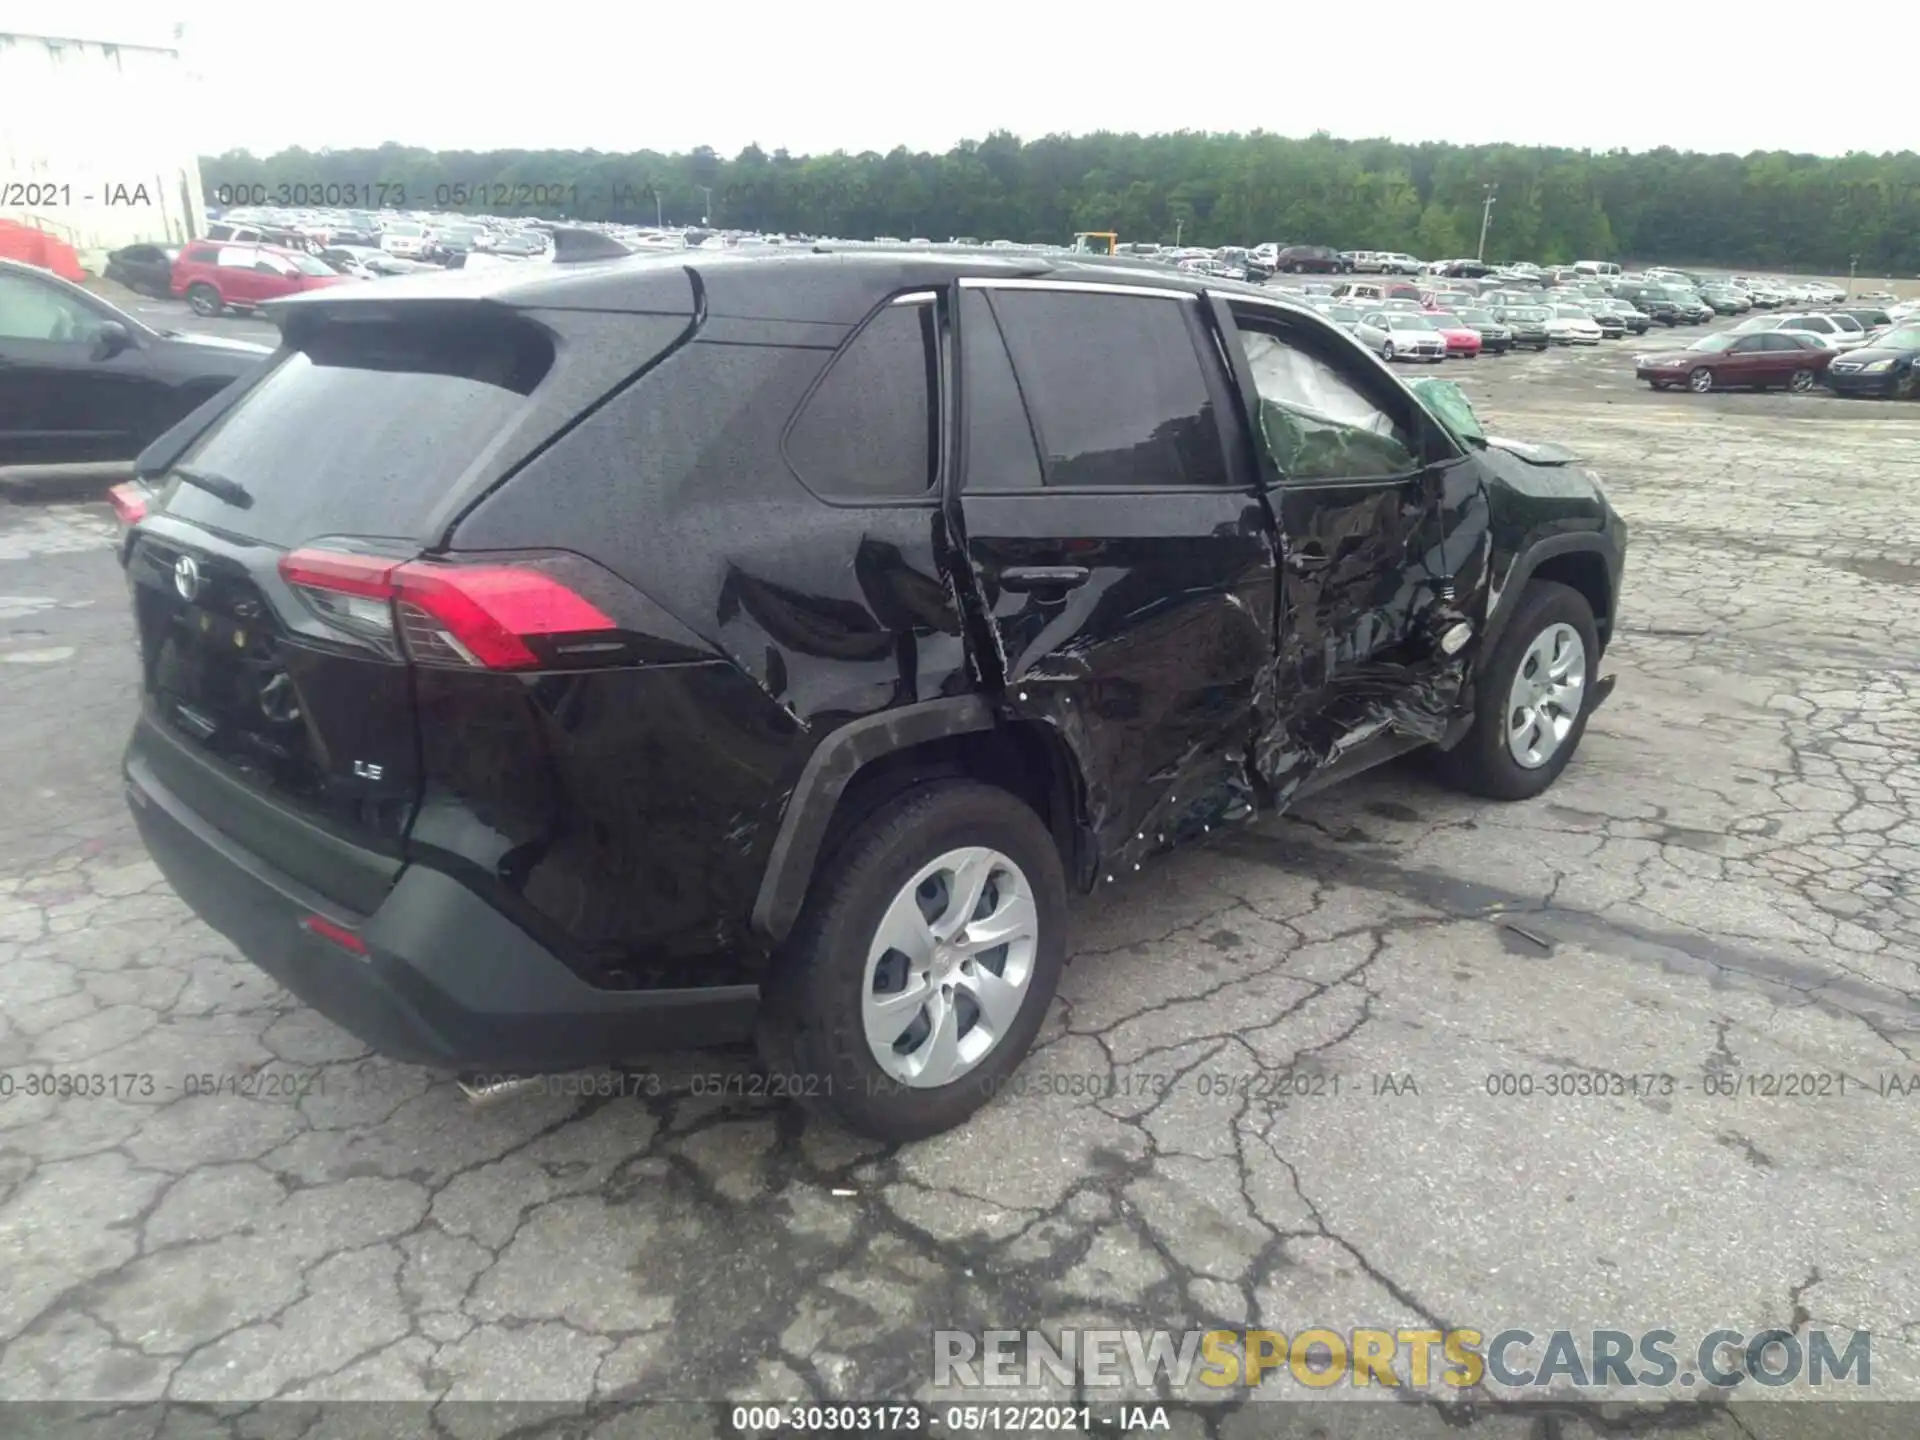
[118, 249, 1627, 1141]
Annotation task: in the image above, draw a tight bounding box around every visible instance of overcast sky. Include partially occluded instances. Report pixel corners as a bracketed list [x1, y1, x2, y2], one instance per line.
[23, 1, 1919, 159]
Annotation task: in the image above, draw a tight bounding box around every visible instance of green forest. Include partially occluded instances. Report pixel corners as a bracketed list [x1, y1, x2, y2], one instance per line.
[202, 132, 1920, 275]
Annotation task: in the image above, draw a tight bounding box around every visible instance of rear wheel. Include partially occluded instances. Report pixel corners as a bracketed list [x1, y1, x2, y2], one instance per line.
[1788, 369, 1815, 394]
[757, 780, 1068, 1143]
[1433, 581, 1600, 801]
[1688, 367, 1713, 393]
[185, 283, 223, 317]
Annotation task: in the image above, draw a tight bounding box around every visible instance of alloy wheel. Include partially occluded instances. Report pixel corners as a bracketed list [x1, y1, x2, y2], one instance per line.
[1688, 367, 1713, 393]
[1506, 623, 1587, 769]
[1789, 369, 1814, 393]
[1382, 341, 1396, 361]
[862, 847, 1039, 1088]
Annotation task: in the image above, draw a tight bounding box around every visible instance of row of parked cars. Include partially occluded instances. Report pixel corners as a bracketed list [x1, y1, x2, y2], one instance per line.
[1633, 311, 1920, 396]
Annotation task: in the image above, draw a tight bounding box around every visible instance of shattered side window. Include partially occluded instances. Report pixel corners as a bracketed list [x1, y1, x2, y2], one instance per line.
[1235, 327, 1419, 482]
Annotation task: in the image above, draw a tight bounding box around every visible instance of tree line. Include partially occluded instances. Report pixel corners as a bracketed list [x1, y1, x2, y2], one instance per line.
[202, 133, 1920, 275]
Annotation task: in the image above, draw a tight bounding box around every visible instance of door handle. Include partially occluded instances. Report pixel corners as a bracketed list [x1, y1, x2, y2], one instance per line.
[999, 565, 1090, 593]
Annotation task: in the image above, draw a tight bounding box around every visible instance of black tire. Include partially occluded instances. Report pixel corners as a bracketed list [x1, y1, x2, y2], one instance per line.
[1432, 581, 1600, 802]
[185, 283, 223, 317]
[1688, 366, 1713, 393]
[756, 780, 1068, 1143]
[1649, 381, 1670, 390]
[1788, 369, 1815, 394]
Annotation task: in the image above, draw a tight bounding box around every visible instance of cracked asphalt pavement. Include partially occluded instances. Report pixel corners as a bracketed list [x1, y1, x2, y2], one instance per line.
[2, 329, 1917, 1436]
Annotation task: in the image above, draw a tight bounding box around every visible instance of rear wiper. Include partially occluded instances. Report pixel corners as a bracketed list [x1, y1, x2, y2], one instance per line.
[171, 465, 253, 508]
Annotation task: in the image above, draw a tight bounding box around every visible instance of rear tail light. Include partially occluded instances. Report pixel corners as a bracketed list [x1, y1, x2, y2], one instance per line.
[108, 481, 151, 526]
[278, 548, 617, 670]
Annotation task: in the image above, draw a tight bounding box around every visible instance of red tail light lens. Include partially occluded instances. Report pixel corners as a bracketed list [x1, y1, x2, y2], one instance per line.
[300, 912, 367, 955]
[108, 481, 151, 525]
[278, 548, 617, 671]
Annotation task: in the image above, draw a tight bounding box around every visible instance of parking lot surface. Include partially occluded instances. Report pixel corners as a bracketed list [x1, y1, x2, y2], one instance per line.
[2, 320, 1917, 1431]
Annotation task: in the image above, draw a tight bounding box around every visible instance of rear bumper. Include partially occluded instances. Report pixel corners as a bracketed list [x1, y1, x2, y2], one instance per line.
[125, 744, 759, 1072]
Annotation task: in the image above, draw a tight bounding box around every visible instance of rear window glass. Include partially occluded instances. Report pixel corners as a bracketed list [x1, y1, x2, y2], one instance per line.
[165, 320, 554, 545]
[785, 299, 937, 498]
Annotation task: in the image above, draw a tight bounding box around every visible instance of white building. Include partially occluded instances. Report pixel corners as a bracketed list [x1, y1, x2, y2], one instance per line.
[0, 13, 208, 266]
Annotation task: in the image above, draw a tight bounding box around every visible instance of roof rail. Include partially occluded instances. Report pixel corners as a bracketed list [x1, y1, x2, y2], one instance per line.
[550, 227, 636, 263]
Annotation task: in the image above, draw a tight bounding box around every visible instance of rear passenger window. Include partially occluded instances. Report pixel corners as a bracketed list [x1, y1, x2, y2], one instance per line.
[959, 290, 1042, 491]
[785, 298, 937, 499]
[987, 289, 1228, 489]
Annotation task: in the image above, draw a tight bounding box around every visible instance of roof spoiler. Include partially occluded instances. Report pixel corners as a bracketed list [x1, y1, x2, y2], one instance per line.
[550, 227, 636, 263]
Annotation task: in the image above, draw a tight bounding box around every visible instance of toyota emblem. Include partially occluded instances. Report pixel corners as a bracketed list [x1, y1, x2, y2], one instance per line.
[173, 554, 203, 602]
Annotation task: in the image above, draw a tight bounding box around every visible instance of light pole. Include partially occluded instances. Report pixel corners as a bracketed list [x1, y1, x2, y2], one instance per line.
[655, 188, 664, 228]
[1476, 184, 1497, 264]
[700, 186, 713, 225]
[1848, 253, 1858, 299]
[1174, 217, 1184, 247]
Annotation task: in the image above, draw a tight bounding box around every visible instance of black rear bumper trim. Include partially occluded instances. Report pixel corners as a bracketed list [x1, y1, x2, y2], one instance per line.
[127, 750, 760, 1071]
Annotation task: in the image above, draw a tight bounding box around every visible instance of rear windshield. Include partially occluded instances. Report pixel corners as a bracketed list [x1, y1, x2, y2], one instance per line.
[165, 318, 554, 545]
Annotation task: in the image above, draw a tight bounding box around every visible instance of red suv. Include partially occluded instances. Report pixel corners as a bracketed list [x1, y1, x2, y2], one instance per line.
[171, 241, 351, 316]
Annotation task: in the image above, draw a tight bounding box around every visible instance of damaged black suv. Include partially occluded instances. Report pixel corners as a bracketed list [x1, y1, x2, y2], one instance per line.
[118, 249, 1626, 1141]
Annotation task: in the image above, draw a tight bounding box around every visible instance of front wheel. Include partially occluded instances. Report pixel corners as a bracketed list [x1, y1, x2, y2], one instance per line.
[1432, 580, 1600, 801]
[185, 283, 223, 317]
[757, 780, 1068, 1143]
[1894, 370, 1916, 399]
[1382, 341, 1396, 362]
[1688, 367, 1713, 393]
[1788, 369, 1816, 394]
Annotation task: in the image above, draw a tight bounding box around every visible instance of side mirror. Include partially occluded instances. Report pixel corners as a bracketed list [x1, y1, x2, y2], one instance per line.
[91, 321, 133, 361]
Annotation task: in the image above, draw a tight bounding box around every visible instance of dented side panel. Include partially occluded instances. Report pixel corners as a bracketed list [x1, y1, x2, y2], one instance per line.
[1256, 456, 1472, 797]
[958, 492, 1277, 878]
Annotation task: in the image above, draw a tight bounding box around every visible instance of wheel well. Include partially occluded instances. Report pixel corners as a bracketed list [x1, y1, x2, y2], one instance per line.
[814, 723, 1091, 894]
[1531, 551, 1613, 652]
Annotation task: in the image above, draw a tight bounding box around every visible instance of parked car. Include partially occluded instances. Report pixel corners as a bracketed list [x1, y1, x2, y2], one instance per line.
[1775, 312, 1872, 351]
[1634, 330, 1834, 393]
[1321, 303, 1365, 335]
[378, 221, 435, 259]
[1355, 308, 1449, 361]
[1661, 290, 1715, 324]
[1591, 298, 1650, 335]
[1546, 306, 1605, 345]
[1374, 252, 1424, 275]
[1583, 304, 1628, 339]
[0, 255, 270, 466]
[1833, 307, 1894, 334]
[1425, 311, 1485, 358]
[1492, 305, 1553, 350]
[1622, 289, 1683, 326]
[104, 243, 182, 298]
[113, 252, 1626, 1141]
[1456, 307, 1514, 353]
[1821, 327, 1920, 398]
[1273, 245, 1349, 273]
[171, 242, 354, 317]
